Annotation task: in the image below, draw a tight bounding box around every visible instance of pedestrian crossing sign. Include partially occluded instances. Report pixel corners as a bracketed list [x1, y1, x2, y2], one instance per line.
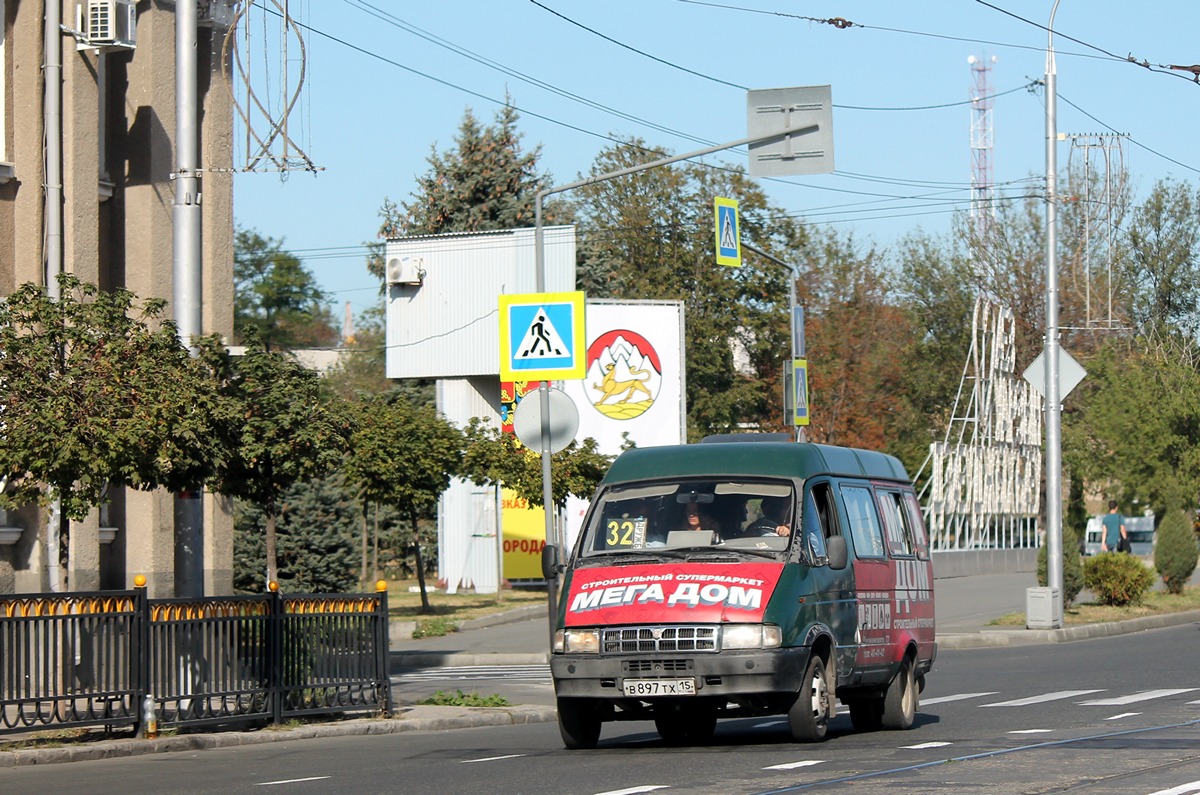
[715, 196, 741, 268]
[499, 291, 586, 381]
[792, 358, 810, 426]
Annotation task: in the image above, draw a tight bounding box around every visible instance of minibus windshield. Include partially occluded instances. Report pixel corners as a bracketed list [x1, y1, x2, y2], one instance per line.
[578, 479, 797, 559]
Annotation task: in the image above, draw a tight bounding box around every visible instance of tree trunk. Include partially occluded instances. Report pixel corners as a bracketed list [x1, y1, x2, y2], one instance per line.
[360, 500, 369, 591]
[372, 503, 380, 582]
[412, 510, 431, 613]
[265, 493, 278, 587]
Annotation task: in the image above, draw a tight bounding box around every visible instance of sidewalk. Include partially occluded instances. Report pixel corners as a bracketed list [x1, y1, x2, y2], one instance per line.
[6, 570, 1199, 768]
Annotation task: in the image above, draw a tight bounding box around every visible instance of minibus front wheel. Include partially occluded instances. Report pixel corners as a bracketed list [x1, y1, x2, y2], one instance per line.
[788, 654, 831, 742]
[558, 697, 602, 749]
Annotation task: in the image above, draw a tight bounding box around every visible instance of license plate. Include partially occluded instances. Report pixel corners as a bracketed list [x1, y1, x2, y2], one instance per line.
[622, 678, 696, 697]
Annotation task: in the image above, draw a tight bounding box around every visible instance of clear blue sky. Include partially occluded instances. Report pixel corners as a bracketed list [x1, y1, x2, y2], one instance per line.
[231, 1, 1200, 322]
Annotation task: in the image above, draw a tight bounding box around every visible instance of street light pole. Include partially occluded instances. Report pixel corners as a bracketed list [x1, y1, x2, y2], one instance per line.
[532, 125, 817, 634]
[1043, 0, 1064, 623]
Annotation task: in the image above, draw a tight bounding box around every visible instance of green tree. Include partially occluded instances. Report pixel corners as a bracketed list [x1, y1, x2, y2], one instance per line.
[343, 395, 464, 612]
[1153, 508, 1199, 594]
[1122, 178, 1200, 339]
[233, 472, 360, 594]
[572, 140, 801, 439]
[234, 227, 339, 349]
[367, 102, 567, 282]
[460, 419, 612, 510]
[0, 275, 225, 522]
[1063, 338, 1200, 517]
[204, 330, 355, 585]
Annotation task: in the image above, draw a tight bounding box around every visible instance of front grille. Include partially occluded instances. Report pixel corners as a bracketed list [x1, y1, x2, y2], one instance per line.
[602, 625, 717, 653]
[626, 659, 692, 674]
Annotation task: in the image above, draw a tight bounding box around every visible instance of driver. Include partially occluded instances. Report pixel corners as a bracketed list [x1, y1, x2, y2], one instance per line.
[744, 495, 793, 537]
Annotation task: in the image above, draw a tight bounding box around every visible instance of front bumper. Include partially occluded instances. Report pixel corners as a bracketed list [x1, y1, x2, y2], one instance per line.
[551, 646, 809, 700]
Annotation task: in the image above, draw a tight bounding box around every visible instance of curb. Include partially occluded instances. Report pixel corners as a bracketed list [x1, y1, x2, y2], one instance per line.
[0, 705, 558, 768]
[938, 608, 1200, 649]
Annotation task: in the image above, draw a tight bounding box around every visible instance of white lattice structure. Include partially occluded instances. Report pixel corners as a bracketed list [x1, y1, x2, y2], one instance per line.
[921, 298, 1042, 550]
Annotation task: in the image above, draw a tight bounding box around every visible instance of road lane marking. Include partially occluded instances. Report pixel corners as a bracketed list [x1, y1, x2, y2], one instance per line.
[594, 788, 669, 795]
[921, 692, 997, 706]
[982, 690, 1103, 707]
[901, 741, 953, 749]
[1146, 782, 1200, 795]
[1104, 712, 1141, 720]
[1080, 689, 1197, 706]
[256, 777, 331, 787]
[393, 664, 551, 683]
[461, 754, 525, 763]
[754, 720, 787, 728]
[763, 760, 823, 770]
[1008, 729, 1053, 734]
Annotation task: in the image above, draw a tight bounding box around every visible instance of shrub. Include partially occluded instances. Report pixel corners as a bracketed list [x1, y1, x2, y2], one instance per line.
[412, 616, 458, 638]
[1082, 552, 1155, 606]
[1036, 522, 1085, 606]
[419, 690, 510, 707]
[1154, 509, 1199, 594]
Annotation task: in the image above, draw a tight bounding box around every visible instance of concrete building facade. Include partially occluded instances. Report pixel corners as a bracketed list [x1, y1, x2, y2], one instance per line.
[0, 2, 235, 596]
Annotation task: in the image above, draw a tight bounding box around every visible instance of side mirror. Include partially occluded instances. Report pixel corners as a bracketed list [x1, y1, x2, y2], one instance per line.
[541, 544, 561, 581]
[826, 535, 849, 570]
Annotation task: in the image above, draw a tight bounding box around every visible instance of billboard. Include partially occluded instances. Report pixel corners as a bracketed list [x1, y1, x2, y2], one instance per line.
[498, 300, 686, 579]
[558, 300, 686, 551]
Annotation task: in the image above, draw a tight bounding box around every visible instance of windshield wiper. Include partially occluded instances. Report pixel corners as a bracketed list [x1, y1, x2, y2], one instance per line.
[687, 548, 779, 561]
[580, 551, 685, 566]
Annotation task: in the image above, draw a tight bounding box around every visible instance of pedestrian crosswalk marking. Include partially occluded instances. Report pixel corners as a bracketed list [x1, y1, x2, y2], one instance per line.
[1080, 688, 1197, 706]
[393, 664, 550, 684]
[982, 689, 1103, 707]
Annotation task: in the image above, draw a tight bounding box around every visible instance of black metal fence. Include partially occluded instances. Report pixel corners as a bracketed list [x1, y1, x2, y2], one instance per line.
[1, 585, 391, 737]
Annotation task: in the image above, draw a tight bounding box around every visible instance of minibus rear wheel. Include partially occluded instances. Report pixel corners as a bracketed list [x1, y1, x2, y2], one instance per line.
[881, 656, 917, 730]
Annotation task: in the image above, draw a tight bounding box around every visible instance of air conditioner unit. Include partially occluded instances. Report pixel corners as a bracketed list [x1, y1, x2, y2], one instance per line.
[86, 0, 137, 49]
[386, 256, 425, 286]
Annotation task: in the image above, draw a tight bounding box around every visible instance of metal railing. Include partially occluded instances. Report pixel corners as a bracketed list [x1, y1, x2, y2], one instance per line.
[1, 582, 391, 737]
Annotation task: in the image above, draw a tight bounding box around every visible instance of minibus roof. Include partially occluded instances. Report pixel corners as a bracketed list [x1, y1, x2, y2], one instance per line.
[603, 441, 910, 485]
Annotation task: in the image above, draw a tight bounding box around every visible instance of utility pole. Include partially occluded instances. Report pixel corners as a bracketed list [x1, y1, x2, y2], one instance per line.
[1043, 0, 1065, 625]
[174, 0, 204, 598]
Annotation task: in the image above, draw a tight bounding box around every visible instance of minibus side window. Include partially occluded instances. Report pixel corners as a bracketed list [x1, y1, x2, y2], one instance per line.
[805, 481, 841, 560]
[902, 492, 930, 560]
[877, 489, 914, 558]
[841, 485, 885, 558]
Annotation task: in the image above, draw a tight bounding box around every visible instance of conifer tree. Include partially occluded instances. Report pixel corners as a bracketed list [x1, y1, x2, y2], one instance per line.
[1154, 508, 1198, 594]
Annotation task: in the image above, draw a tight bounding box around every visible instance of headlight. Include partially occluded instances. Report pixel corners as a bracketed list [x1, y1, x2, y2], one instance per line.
[721, 624, 783, 650]
[554, 628, 600, 654]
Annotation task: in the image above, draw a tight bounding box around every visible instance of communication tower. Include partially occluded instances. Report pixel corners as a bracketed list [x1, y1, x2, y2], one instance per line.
[968, 55, 997, 245]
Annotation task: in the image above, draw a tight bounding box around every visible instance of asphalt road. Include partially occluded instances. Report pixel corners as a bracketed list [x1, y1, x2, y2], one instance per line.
[8, 622, 1200, 795]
